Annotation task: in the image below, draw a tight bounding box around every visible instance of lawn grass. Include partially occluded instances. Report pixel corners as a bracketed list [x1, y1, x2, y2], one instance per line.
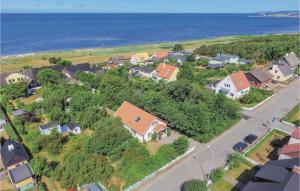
[240, 88, 274, 108]
[210, 160, 255, 191]
[210, 179, 235, 191]
[284, 104, 300, 126]
[245, 129, 289, 164]
[0, 36, 244, 72]
[145, 141, 162, 155]
[20, 94, 42, 105]
[3, 123, 20, 141]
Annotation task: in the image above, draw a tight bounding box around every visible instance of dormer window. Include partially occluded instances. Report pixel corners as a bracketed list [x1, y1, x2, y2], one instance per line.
[8, 144, 14, 151]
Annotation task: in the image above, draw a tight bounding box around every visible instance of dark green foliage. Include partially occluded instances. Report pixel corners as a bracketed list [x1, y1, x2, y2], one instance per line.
[56, 146, 113, 188]
[37, 68, 61, 85]
[193, 34, 299, 61]
[173, 44, 184, 52]
[75, 71, 102, 89]
[39, 129, 64, 155]
[240, 88, 273, 105]
[85, 117, 135, 160]
[227, 153, 243, 169]
[183, 179, 208, 191]
[209, 168, 224, 183]
[49, 57, 72, 66]
[30, 156, 51, 177]
[151, 133, 157, 141]
[1, 82, 28, 99]
[172, 136, 188, 155]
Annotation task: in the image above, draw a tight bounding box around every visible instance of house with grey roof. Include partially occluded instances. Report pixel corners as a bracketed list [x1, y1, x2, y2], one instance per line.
[245, 69, 273, 88]
[270, 59, 293, 82]
[242, 158, 300, 191]
[1, 139, 35, 190]
[130, 66, 157, 79]
[282, 52, 300, 70]
[107, 56, 125, 66]
[165, 52, 187, 65]
[0, 69, 41, 95]
[60, 121, 81, 134]
[208, 53, 239, 69]
[39, 121, 61, 135]
[63, 63, 104, 82]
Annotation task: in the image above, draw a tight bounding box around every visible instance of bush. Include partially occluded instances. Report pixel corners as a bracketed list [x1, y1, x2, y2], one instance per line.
[166, 128, 171, 136]
[172, 136, 189, 155]
[227, 153, 244, 169]
[183, 179, 207, 191]
[38, 182, 47, 191]
[151, 133, 157, 141]
[240, 88, 273, 105]
[209, 168, 224, 183]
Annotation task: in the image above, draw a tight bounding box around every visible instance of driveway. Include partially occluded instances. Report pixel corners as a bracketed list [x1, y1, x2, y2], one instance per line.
[139, 78, 300, 191]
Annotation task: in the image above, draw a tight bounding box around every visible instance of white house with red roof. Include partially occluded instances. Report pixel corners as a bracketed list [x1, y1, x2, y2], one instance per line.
[156, 63, 179, 82]
[213, 71, 250, 99]
[279, 129, 300, 159]
[114, 101, 168, 142]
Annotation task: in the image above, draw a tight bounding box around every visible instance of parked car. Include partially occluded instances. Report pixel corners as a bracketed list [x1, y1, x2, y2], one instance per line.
[244, 134, 258, 144]
[233, 142, 248, 152]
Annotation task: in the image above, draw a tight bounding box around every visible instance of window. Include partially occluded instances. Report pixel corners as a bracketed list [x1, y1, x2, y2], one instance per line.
[275, 70, 278, 73]
[277, 76, 280, 79]
[148, 133, 152, 139]
[230, 93, 234, 97]
[225, 84, 230, 87]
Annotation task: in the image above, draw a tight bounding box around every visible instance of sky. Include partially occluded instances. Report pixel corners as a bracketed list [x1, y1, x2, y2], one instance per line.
[1, 0, 299, 13]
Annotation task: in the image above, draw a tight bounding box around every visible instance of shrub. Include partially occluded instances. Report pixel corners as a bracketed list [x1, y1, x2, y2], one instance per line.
[151, 133, 157, 141]
[172, 136, 189, 155]
[227, 153, 244, 169]
[166, 128, 171, 136]
[209, 168, 224, 183]
[183, 179, 207, 191]
[240, 88, 273, 105]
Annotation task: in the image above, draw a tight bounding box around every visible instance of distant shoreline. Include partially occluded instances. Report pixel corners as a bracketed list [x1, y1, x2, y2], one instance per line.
[1, 32, 298, 59]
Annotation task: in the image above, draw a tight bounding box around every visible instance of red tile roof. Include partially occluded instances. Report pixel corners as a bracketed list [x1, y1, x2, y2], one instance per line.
[156, 63, 178, 80]
[291, 129, 300, 140]
[155, 51, 168, 59]
[115, 101, 157, 136]
[279, 143, 300, 157]
[230, 71, 251, 91]
[153, 123, 167, 133]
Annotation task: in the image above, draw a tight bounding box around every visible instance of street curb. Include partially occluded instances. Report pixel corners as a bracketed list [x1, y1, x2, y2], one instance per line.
[281, 120, 298, 128]
[242, 94, 275, 111]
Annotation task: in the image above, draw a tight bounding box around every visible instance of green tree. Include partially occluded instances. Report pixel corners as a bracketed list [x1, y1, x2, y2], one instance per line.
[1, 82, 28, 99]
[49, 57, 61, 65]
[172, 136, 189, 155]
[173, 44, 184, 52]
[40, 129, 64, 155]
[183, 179, 207, 191]
[209, 168, 224, 183]
[30, 156, 51, 177]
[37, 68, 60, 85]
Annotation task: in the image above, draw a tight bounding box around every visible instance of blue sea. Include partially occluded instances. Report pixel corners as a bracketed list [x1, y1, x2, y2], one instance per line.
[1, 13, 299, 56]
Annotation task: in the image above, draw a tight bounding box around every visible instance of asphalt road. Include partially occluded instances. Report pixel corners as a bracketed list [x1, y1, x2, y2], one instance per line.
[140, 79, 300, 191]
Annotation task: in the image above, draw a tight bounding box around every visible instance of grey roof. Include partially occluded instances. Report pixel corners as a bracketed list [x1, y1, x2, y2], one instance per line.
[80, 184, 103, 191]
[12, 109, 26, 117]
[212, 53, 238, 62]
[273, 60, 293, 76]
[1, 139, 29, 168]
[66, 121, 79, 131]
[255, 164, 290, 183]
[8, 163, 33, 183]
[64, 63, 104, 77]
[283, 52, 300, 68]
[242, 158, 300, 191]
[207, 63, 223, 69]
[166, 53, 187, 63]
[39, 121, 60, 131]
[132, 66, 155, 74]
[247, 69, 273, 83]
[109, 56, 125, 65]
[239, 58, 252, 64]
[0, 69, 37, 86]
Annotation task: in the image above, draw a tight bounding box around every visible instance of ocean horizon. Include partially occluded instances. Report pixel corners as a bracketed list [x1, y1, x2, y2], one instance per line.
[1, 13, 299, 56]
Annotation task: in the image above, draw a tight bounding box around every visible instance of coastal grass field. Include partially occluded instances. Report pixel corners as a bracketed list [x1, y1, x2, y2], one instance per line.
[0, 35, 246, 72]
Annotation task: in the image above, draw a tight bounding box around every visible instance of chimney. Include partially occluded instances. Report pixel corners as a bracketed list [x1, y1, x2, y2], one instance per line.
[292, 166, 300, 175]
[8, 144, 14, 151]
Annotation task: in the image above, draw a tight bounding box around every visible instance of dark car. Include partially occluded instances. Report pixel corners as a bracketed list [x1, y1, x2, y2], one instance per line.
[233, 142, 248, 152]
[244, 134, 258, 144]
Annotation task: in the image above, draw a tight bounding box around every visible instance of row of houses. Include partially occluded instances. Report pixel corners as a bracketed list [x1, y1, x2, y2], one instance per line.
[208, 53, 251, 69]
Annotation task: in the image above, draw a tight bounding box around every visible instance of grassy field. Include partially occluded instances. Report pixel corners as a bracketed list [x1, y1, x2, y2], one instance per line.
[284, 104, 300, 126]
[0, 36, 245, 72]
[245, 129, 289, 164]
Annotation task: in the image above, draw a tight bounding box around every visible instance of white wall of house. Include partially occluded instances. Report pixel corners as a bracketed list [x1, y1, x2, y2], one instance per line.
[130, 56, 138, 65]
[215, 76, 250, 99]
[71, 127, 81, 134]
[269, 65, 292, 82]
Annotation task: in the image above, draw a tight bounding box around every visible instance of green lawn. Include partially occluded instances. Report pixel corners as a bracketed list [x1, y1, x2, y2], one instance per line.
[210, 162, 255, 191]
[3, 123, 20, 141]
[245, 129, 289, 164]
[284, 104, 300, 126]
